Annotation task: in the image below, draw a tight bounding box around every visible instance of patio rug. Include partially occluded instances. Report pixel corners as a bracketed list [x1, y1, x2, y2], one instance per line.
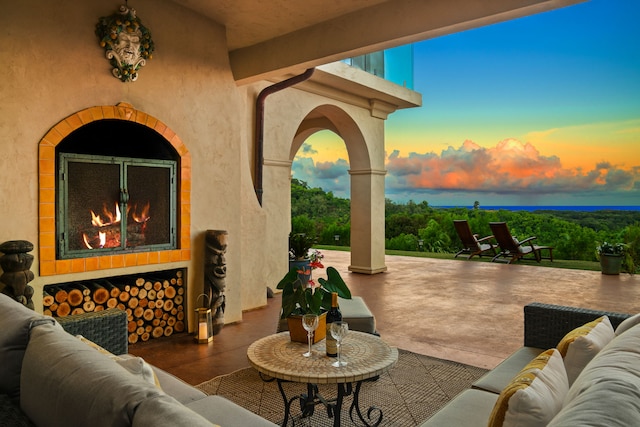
[195, 349, 488, 426]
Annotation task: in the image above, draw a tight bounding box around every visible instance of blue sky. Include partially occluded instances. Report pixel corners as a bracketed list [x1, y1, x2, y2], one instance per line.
[293, 0, 640, 206]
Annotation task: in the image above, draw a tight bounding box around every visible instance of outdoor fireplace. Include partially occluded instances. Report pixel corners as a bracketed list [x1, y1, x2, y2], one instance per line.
[38, 103, 191, 277]
[57, 120, 178, 259]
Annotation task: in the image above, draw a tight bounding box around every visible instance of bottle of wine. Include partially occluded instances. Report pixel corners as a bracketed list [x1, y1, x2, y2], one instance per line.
[325, 292, 342, 357]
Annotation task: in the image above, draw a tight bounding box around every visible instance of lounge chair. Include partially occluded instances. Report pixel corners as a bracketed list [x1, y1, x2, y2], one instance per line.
[489, 222, 553, 264]
[453, 220, 497, 259]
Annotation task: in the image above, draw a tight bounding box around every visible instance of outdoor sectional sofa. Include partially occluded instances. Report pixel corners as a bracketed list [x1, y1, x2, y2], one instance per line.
[0, 293, 277, 427]
[421, 302, 639, 426]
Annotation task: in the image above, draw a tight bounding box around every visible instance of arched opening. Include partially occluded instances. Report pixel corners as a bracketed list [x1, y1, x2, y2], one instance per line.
[289, 105, 387, 274]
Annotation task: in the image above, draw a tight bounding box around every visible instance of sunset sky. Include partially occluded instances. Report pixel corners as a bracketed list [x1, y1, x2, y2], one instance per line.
[292, 0, 640, 207]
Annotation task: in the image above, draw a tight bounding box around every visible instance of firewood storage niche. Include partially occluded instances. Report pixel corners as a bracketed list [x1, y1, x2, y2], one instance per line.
[56, 119, 178, 259]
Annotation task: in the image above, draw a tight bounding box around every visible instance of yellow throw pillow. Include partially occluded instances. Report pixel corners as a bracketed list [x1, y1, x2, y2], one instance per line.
[488, 349, 569, 427]
[556, 316, 614, 385]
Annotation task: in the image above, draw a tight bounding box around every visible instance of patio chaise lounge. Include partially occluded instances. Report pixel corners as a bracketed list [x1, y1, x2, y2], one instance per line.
[489, 221, 553, 264]
[453, 220, 497, 259]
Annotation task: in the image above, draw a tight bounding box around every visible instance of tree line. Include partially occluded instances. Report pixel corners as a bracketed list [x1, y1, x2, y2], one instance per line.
[290, 179, 640, 268]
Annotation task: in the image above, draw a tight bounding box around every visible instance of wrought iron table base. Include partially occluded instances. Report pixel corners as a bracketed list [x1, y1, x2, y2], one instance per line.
[276, 378, 383, 427]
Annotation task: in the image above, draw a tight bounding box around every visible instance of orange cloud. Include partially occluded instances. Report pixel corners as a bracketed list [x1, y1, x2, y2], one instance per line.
[385, 138, 640, 196]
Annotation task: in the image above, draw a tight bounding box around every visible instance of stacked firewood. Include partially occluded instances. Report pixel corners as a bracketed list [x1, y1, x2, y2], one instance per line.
[43, 269, 186, 344]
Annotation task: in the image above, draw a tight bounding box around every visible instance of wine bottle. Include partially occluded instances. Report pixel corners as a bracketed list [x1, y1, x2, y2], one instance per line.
[325, 292, 342, 357]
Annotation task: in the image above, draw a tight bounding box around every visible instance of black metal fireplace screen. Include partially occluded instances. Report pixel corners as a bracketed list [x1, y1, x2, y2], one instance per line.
[57, 153, 177, 259]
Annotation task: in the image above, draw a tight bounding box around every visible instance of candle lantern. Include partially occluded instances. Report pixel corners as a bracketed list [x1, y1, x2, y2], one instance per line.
[195, 294, 213, 343]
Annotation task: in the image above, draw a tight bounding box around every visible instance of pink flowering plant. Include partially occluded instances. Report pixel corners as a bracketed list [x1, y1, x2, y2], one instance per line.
[277, 266, 351, 319]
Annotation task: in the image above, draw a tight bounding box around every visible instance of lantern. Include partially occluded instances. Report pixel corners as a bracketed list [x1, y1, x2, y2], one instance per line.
[195, 294, 213, 343]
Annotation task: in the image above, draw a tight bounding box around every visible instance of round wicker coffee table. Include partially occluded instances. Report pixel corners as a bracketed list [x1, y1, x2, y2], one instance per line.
[247, 331, 398, 427]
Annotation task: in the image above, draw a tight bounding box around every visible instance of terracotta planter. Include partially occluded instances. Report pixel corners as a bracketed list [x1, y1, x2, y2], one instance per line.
[287, 312, 327, 343]
[600, 254, 623, 275]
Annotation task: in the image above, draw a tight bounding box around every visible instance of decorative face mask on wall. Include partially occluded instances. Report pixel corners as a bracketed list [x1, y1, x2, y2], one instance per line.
[96, 4, 155, 82]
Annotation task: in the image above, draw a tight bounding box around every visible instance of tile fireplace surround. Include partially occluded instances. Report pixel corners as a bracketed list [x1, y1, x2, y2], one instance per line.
[38, 103, 191, 276]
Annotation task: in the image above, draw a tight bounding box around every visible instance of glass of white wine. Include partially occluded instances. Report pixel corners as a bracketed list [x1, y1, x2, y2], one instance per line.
[330, 321, 349, 367]
[302, 314, 319, 357]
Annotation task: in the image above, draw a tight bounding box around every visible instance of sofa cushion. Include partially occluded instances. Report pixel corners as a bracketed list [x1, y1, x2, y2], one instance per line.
[550, 322, 640, 426]
[418, 389, 499, 427]
[0, 293, 56, 403]
[488, 349, 568, 427]
[76, 335, 161, 388]
[472, 346, 544, 394]
[614, 312, 640, 336]
[150, 367, 207, 404]
[557, 315, 614, 385]
[20, 323, 166, 427]
[132, 393, 218, 427]
[186, 395, 279, 426]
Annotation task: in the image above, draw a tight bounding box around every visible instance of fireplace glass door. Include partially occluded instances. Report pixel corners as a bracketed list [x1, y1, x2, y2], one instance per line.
[58, 153, 177, 258]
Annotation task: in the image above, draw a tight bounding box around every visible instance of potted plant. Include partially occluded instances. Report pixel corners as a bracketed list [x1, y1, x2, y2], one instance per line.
[596, 242, 634, 275]
[276, 265, 351, 342]
[288, 233, 315, 284]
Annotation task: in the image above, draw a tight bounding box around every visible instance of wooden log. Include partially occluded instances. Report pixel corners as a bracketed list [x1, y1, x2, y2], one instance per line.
[71, 308, 85, 315]
[156, 289, 165, 299]
[119, 291, 130, 303]
[159, 320, 167, 327]
[43, 309, 53, 316]
[177, 287, 184, 296]
[143, 309, 154, 322]
[136, 277, 145, 287]
[164, 286, 176, 299]
[83, 300, 96, 312]
[152, 318, 160, 327]
[163, 326, 173, 337]
[147, 289, 157, 300]
[176, 311, 185, 321]
[153, 281, 162, 291]
[138, 298, 148, 308]
[128, 297, 139, 309]
[117, 303, 125, 311]
[129, 286, 139, 297]
[145, 325, 152, 333]
[152, 327, 164, 339]
[174, 321, 185, 332]
[154, 308, 163, 319]
[134, 306, 144, 318]
[88, 282, 110, 305]
[94, 305, 104, 312]
[110, 286, 121, 298]
[57, 302, 71, 317]
[144, 281, 153, 291]
[68, 288, 84, 307]
[138, 288, 148, 300]
[106, 298, 118, 309]
[140, 332, 150, 342]
[155, 298, 164, 309]
[174, 295, 183, 305]
[136, 326, 145, 335]
[53, 287, 68, 304]
[163, 300, 173, 312]
[148, 300, 156, 309]
[43, 292, 55, 307]
[170, 308, 178, 316]
[128, 321, 137, 333]
[167, 317, 176, 326]
[128, 333, 139, 345]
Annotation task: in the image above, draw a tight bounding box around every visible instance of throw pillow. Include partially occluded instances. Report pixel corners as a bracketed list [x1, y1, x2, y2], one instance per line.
[556, 316, 614, 385]
[487, 349, 569, 427]
[76, 335, 162, 388]
[614, 313, 640, 336]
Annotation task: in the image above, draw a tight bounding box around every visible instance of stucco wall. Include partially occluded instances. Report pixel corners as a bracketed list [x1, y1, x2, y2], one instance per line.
[0, 0, 248, 326]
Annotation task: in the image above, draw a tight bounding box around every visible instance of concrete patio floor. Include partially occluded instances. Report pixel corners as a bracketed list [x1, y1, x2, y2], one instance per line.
[131, 249, 640, 385]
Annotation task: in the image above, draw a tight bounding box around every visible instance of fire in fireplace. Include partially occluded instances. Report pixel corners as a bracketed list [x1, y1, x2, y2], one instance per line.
[56, 120, 179, 259]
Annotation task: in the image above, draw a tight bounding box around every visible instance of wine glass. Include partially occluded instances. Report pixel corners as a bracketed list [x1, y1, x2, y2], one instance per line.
[302, 314, 319, 357]
[330, 321, 349, 367]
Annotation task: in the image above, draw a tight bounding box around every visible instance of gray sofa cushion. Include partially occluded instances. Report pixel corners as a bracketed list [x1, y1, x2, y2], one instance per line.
[0, 293, 56, 402]
[472, 346, 544, 394]
[419, 389, 499, 427]
[132, 393, 215, 427]
[21, 323, 165, 427]
[150, 366, 207, 404]
[549, 322, 640, 426]
[186, 395, 278, 426]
